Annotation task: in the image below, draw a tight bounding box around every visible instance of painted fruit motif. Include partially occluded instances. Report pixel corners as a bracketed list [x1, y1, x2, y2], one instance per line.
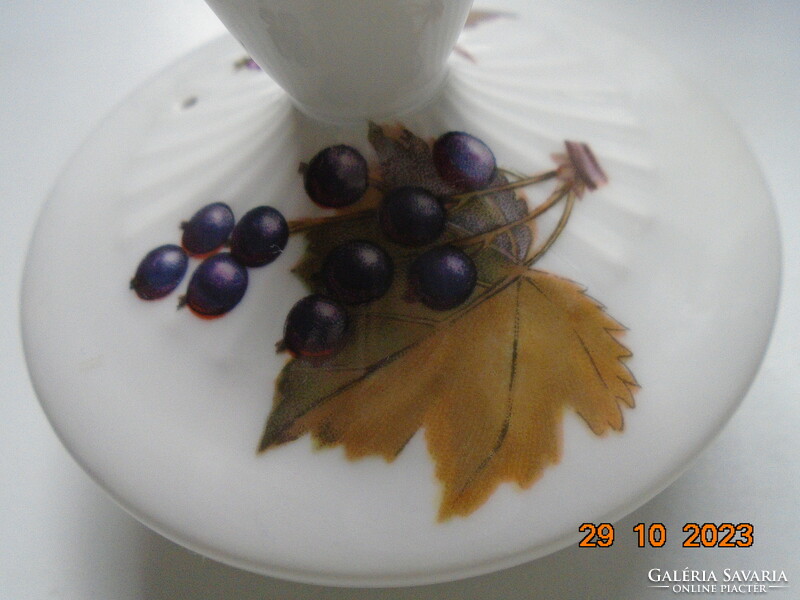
[261, 124, 636, 520]
[130, 118, 636, 521]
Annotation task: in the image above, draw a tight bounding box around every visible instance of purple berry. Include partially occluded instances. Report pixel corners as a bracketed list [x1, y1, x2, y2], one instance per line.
[131, 244, 188, 300]
[229, 206, 288, 267]
[181, 202, 235, 256]
[304, 145, 368, 208]
[409, 246, 477, 311]
[183, 253, 248, 317]
[432, 131, 496, 192]
[283, 295, 348, 358]
[379, 186, 446, 247]
[322, 241, 393, 304]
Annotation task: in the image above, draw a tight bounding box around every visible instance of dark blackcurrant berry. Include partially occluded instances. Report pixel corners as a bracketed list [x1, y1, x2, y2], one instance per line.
[181, 202, 235, 256]
[409, 246, 477, 311]
[229, 206, 289, 267]
[283, 295, 348, 358]
[432, 131, 496, 192]
[131, 244, 188, 300]
[183, 253, 248, 317]
[322, 240, 393, 304]
[304, 145, 368, 208]
[379, 186, 446, 247]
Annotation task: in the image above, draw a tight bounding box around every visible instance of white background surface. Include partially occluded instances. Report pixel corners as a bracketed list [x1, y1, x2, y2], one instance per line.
[1, 1, 797, 598]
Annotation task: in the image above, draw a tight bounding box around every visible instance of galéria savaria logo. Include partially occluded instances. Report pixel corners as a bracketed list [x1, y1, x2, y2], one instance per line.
[648, 568, 789, 595]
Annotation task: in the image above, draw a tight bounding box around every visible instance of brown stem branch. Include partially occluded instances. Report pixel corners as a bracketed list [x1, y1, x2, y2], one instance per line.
[287, 208, 375, 234]
[524, 189, 576, 266]
[447, 169, 559, 209]
[450, 183, 572, 254]
[288, 168, 561, 234]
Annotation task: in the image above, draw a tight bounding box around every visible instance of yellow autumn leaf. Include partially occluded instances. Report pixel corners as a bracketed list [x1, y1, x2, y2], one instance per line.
[424, 268, 636, 519]
[260, 125, 634, 519]
[260, 266, 636, 520]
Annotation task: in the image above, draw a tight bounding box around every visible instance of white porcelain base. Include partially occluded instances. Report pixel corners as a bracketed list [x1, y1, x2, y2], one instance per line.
[21, 7, 780, 587]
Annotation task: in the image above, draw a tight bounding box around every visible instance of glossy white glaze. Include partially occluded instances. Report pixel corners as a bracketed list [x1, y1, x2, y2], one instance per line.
[21, 8, 780, 587]
[203, 0, 473, 123]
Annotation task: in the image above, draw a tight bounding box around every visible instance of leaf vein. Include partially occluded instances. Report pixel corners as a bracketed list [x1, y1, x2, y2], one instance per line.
[274, 277, 523, 438]
[575, 330, 608, 389]
[453, 278, 522, 503]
